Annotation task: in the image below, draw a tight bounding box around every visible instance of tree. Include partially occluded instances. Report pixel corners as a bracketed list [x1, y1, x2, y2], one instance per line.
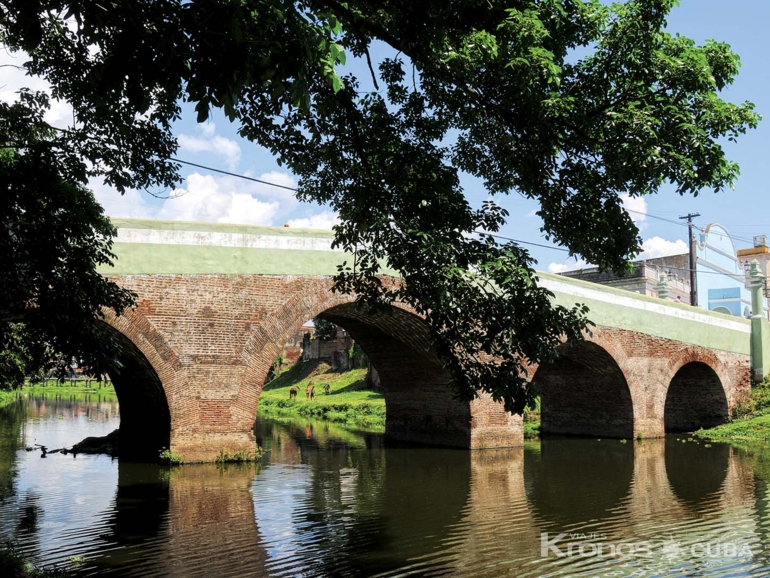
[0, 0, 759, 412]
[312, 317, 337, 341]
[0, 94, 135, 388]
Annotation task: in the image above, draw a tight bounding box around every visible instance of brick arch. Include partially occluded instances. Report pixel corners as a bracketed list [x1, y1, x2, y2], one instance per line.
[321, 303, 471, 447]
[238, 278, 434, 398]
[238, 277, 355, 401]
[101, 309, 178, 460]
[524, 328, 634, 387]
[532, 329, 635, 439]
[237, 280, 478, 448]
[664, 348, 729, 432]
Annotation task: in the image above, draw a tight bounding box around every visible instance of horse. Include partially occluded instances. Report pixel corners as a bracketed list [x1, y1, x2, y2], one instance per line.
[289, 387, 298, 399]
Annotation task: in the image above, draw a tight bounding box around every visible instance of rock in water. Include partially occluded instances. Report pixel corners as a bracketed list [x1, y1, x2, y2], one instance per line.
[71, 429, 120, 457]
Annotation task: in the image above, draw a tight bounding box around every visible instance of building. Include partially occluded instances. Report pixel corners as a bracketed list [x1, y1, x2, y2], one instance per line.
[559, 222, 768, 318]
[302, 326, 354, 370]
[558, 254, 691, 301]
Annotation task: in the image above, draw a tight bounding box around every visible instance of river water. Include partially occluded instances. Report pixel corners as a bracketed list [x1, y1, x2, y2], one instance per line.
[2, 394, 770, 576]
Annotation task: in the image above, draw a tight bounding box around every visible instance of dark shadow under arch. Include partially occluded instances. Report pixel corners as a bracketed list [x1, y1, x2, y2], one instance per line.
[533, 341, 634, 439]
[318, 304, 472, 448]
[102, 324, 171, 461]
[664, 362, 728, 433]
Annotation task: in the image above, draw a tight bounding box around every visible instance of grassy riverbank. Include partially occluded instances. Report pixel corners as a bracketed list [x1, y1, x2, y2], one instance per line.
[259, 360, 385, 432]
[0, 390, 16, 409]
[694, 412, 770, 442]
[695, 379, 770, 442]
[0, 382, 118, 410]
[23, 381, 115, 395]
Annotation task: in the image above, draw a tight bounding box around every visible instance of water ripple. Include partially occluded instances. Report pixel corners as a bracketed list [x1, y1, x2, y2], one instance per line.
[3, 400, 770, 576]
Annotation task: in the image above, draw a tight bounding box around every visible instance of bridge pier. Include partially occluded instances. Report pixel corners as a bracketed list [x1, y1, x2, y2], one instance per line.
[167, 365, 259, 463]
[470, 394, 523, 449]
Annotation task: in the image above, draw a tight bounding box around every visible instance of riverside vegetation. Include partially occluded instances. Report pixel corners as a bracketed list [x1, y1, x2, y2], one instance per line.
[1, 380, 117, 410]
[261, 358, 544, 438]
[695, 378, 770, 442]
[259, 360, 385, 432]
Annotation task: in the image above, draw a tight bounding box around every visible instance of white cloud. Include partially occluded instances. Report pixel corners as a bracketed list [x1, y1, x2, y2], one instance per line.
[637, 236, 688, 259]
[0, 48, 73, 127]
[548, 259, 589, 274]
[526, 209, 538, 219]
[200, 123, 216, 137]
[177, 123, 242, 170]
[90, 165, 305, 226]
[89, 178, 155, 219]
[546, 236, 687, 274]
[287, 211, 339, 230]
[620, 194, 648, 230]
[157, 172, 281, 225]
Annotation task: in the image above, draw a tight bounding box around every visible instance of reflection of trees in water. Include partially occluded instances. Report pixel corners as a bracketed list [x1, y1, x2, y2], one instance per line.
[0, 399, 24, 503]
[0, 400, 43, 563]
[23, 394, 119, 421]
[256, 417, 472, 576]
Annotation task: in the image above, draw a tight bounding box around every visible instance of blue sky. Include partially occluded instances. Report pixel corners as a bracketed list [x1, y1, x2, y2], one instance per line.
[2, 0, 768, 273]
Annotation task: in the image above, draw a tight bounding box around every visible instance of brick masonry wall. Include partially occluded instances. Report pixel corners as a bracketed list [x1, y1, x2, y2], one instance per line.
[103, 275, 751, 461]
[529, 326, 751, 439]
[105, 274, 524, 460]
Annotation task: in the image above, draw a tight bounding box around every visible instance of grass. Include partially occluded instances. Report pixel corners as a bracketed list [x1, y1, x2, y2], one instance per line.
[523, 417, 541, 440]
[694, 412, 770, 442]
[695, 378, 770, 442]
[15, 380, 118, 404]
[523, 397, 541, 440]
[260, 360, 385, 432]
[158, 448, 184, 465]
[216, 447, 263, 463]
[0, 389, 17, 409]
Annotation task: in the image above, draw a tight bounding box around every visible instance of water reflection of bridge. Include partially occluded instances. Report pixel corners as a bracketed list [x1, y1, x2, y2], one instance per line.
[70, 420, 769, 576]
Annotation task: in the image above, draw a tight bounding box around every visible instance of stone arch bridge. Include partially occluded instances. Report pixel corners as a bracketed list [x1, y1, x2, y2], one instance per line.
[99, 219, 760, 461]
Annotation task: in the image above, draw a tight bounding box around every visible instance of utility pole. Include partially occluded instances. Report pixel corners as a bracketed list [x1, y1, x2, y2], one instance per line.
[679, 212, 700, 306]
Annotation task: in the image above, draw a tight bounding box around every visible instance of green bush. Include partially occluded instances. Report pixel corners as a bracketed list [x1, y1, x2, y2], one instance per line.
[0, 541, 71, 577]
[216, 447, 263, 463]
[158, 448, 183, 465]
[732, 378, 770, 420]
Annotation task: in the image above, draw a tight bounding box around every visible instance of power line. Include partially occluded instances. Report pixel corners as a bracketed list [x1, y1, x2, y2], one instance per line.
[625, 207, 687, 227]
[12, 124, 762, 244]
[170, 157, 299, 192]
[11, 136, 757, 253]
[484, 233, 570, 252]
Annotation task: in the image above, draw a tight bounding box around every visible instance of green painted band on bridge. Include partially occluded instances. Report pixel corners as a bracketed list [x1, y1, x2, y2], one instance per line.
[539, 272, 750, 356]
